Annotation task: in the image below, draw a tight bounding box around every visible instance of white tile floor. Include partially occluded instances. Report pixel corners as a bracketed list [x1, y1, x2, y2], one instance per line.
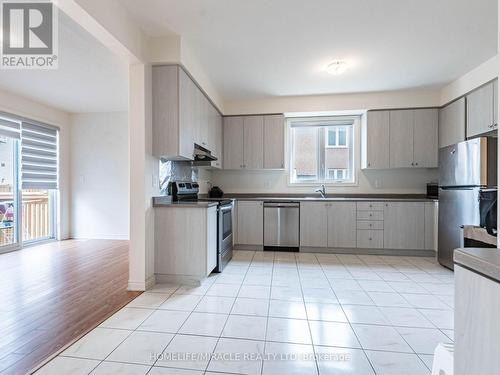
[35, 251, 454, 375]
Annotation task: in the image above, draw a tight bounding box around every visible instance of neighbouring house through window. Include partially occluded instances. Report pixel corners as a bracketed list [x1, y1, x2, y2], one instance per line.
[289, 116, 357, 184]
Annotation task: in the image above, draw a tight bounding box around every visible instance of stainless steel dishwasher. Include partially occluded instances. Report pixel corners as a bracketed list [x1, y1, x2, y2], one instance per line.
[263, 201, 300, 251]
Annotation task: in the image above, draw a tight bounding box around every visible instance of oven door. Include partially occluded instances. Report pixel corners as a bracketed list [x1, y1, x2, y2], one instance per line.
[217, 202, 233, 272]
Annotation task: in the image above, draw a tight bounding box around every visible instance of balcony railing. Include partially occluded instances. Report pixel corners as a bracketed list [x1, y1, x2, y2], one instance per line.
[0, 188, 50, 246]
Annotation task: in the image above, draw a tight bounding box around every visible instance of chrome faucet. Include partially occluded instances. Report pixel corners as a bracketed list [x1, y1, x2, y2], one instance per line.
[315, 184, 326, 198]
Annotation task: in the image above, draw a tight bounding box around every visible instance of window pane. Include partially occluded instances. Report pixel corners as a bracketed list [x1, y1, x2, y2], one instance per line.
[338, 128, 347, 146]
[328, 130, 336, 146]
[22, 189, 52, 241]
[291, 127, 319, 181]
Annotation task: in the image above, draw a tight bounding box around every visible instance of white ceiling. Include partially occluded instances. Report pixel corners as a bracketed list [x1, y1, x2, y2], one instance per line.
[122, 0, 497, 100]
[0, 11, 128, 113]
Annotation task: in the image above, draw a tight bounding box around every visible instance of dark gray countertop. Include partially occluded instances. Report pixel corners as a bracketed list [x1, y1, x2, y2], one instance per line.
[199, 193, 437, 202]
[454, 248, 500, 282]
[153, 196, 218, 208]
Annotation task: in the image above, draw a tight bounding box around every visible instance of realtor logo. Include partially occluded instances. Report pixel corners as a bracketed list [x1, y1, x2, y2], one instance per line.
[1, 0, 58, 69]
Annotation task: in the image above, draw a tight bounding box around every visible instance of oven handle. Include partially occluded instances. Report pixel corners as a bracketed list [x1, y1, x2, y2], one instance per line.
[219, 204, 233, 212]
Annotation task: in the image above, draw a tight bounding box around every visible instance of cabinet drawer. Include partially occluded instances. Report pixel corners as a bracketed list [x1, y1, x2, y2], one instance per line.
[356, 230, 384, 248]
[357, 202, 384, 211]
[356, 211, 384, 221]
[357, 220, 384, 230]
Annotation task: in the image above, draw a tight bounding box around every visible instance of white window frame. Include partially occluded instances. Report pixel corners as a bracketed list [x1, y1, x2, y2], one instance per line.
[287, 116, 360, 186]
[326, 127, 348, 148]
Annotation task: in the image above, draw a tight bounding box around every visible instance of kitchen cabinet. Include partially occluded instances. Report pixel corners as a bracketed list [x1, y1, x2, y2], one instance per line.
[264, 115, 285, 169]
[152, 65, 222, 165]
[383, 202, 425, 249]
[223, 114, 285, 170]
[424, 202, 437, 251]
[413, 108, 439, 168]
[237, 201, 263, 245]
[155, 205, 218, 282]
[208, 104, 223, 168]
[455, 265, 500, 375]
[390, 110, 414, 168]
[362, 111, 390, 169]
[300, 202, 356, 248]
[300, 202, 328, 247]
[243, 116, 264, 169]
[356, 202, 384, 249]
[356, 230, 384, 249]
[389, 109, 438, 168]
[439, 97, 465, 148]
[466, 80, 498, 138]
[223, 116, 244, 169]
[327, 202, 357, 248]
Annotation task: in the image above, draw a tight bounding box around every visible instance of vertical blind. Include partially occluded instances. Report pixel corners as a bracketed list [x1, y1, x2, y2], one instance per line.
[21, 122, 58, 189]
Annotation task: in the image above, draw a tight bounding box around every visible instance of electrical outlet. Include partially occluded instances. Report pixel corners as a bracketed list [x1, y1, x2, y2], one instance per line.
[374, 178, 382, 189]
[152, 175, 158, 188]
[79, 175, 85, 184]
[264, 180, 271, 189]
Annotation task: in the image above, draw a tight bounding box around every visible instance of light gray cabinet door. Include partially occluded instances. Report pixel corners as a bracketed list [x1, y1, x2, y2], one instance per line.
[327, 202, 356, 248]
[383, 202, 425, 249]
[467, 81, 496, 138]
[390, 110, 414, 168]
[455, 265, 500, 375]
[264, 115, 285, 169]
[365, 111, 390, 169]
[223, 117, 244, 169]
[243, 116, 264, 169]
[494, 80, 498, 128]
[152, 65, 179, 158]
[413, 108, 438, 168]
[439, 97, 465, 148]
[212, 111, 223, 168]
[300, 202, 327, 247]
[424, 202, 436, 251]
[237, 201, 263, 245]
[179, 68, 198, 158]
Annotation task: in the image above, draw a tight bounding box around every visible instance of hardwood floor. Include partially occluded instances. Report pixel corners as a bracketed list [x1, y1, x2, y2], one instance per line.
[0, 239, 141, 375]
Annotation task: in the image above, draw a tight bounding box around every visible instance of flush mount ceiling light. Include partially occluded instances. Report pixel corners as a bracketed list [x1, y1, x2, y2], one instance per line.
[326, 60, 349, 75]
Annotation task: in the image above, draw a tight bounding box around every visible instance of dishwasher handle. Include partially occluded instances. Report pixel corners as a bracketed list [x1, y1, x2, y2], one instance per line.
[263, 201, 300, 208]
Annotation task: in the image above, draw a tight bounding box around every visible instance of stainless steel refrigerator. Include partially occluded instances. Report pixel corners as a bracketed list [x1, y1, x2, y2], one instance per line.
[438, 137, 497, 269]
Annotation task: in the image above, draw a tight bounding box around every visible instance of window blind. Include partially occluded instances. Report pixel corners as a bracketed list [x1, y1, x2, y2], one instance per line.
[21, 122, 58, 189]
[0, 116, 21, 139]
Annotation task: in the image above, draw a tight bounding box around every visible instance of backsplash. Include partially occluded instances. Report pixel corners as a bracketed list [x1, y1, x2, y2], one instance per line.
[159, 160, 212, 194]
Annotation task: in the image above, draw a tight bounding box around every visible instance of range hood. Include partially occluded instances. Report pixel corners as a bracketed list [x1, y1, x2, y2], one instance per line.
[193, 143, 217, 164]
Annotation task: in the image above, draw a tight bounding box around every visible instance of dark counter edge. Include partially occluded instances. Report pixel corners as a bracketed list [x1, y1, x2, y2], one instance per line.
[153, 196, 218, 208]
[454, 247, 500, 283]
[199, 193, 438, 202]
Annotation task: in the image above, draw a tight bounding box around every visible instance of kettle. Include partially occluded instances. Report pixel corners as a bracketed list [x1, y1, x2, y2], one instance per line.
[208, 186, 224, 198]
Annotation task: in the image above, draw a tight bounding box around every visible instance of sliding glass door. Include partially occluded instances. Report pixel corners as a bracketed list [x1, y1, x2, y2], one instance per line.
[0, 114, 58, 253]
[0, 131, 19, 250]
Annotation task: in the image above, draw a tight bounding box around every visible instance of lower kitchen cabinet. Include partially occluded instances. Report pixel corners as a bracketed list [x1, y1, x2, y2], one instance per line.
[300, 202, 356, 248]
[300, 202, 328, 247]
[327, 202, 357, 248]
[155, 205, 218, 282]
[237, 201, 263, 246]
[356, 230, 384, 248]
[383, 202, 425, 249]
[455, 265, 500, 375]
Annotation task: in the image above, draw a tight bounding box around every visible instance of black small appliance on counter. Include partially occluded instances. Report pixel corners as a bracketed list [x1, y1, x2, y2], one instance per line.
[208, 186, 224, 198]
[479, 188, 497, 236]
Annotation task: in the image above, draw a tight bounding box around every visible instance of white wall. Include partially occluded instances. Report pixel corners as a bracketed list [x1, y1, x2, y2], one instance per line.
[0, 87, 71, 239]
[70, 112, 129, 239]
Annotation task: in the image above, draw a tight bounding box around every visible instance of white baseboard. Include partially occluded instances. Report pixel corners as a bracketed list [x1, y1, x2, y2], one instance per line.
[128, 275, 156, 291]
[71, 234, 129, 240]
[155, 274, 202, 286]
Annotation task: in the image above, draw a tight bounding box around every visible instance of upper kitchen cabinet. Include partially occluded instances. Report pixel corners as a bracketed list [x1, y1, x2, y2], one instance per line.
[243, 116, 264, 169]
[466, 80, 498, 138]
[264, 115, 285, 169]
[362, 111, 390, 169]
[363, 108, 438, 169]
[439, 97, 465, 148]
[223, 114, 285, 170]
[389, 110, 414, 168]
[152, 65, 223, 166]
[413, 108, 439, 168]
[223, 116, 244, 169]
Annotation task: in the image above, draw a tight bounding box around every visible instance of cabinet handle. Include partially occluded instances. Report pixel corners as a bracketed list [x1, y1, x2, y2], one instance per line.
[368, 162, 371, 167]
[369, 237, 372, 241]
[369, 224, 372, 227]
[411, 162, 414, 166]
[281, 163, 284, 168]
